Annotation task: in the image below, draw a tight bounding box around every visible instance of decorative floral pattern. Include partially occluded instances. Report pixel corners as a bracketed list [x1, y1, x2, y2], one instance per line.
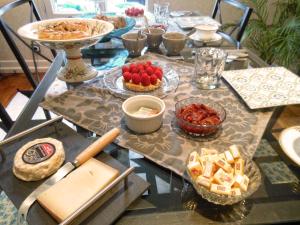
[222, 67, 300, 109]
[41, 53, 273, 176]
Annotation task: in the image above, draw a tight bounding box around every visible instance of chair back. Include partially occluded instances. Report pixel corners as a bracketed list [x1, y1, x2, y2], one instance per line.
[0, 0, 55, 133]
[212, 0, 253, 48]
[0, 0, 55, 89]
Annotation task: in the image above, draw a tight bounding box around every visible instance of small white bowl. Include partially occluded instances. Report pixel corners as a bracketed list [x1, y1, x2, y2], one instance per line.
[193, 24, 218, 40]
[122, 95, 165, 134]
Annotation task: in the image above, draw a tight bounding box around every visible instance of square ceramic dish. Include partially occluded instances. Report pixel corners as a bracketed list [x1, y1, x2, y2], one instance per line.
[222, 67, 300, 109]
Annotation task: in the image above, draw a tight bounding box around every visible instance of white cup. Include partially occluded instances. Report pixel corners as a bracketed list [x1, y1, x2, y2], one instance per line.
[193, 24, 218, 40]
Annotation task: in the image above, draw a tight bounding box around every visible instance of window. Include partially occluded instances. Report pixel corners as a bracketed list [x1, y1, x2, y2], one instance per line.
[45, 0, 147, 17]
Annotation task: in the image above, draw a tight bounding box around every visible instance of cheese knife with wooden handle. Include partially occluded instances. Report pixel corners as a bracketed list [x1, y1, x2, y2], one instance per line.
[17, 128, 120, 225]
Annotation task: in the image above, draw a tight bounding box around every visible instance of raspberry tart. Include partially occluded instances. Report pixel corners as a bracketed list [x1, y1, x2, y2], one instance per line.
[122, 61, 163, 92]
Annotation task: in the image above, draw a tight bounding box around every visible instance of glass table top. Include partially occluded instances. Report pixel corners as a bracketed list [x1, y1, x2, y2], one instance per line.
[1, 18, 300, 225]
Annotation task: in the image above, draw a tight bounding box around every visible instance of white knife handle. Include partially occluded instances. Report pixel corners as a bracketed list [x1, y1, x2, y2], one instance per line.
[74, 128, 120, 166]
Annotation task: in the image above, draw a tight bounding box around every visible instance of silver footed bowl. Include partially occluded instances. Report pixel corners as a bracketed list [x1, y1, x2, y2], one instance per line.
[18, 18, 114, 83]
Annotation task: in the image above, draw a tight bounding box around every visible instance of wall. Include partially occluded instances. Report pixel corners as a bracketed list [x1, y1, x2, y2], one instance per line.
[0, 0, 52, 73]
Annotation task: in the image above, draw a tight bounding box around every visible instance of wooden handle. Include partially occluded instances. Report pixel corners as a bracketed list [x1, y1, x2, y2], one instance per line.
[75, 128, 120, 166]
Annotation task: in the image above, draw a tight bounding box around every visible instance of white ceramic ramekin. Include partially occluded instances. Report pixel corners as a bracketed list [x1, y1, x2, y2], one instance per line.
[122, 95, 165, 134]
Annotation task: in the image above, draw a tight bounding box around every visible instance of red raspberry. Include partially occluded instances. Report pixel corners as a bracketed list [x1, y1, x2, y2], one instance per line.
[122, 66, 129, 74]
[155, 67, 163, 73]
[150, 74, 158, 85]
[155, 70, 163, 80]
[131, 67, 139, 73]
[139, 69, 145, 75]
[129, 63, 136, 70]
[123, 72, 132, 82]
[141, 73, 151, 86]
[146, 67, 154, 75]
[141, 72, 148, 77]
[137, 64, 144, 72]
[132, 73, 141, 84]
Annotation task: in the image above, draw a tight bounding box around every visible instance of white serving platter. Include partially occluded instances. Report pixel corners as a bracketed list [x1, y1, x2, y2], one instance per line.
[279, 126, 300, 166]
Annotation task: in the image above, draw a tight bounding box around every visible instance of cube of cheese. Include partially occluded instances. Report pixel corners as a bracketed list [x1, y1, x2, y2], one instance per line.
[215, 158, 232, 173]
[201, 148, 218, 156]
[224, 150, 235, 164]
[196, 175, 211, 188]
[203, 161, 215, 178]
[231, 188, 242, 196]
[210, 184, 231, 195]
[189, 151, 200, 163]
[233, 174, 244, 188]
[213, 168, 234, 187]
[234, 158, 245, 176]
[240, 175, 250, 192]
[229, 145, 241, 159]
[187, 161, 202, 177]
[218, 153, 226, 161]
[199, 155, 217, 168]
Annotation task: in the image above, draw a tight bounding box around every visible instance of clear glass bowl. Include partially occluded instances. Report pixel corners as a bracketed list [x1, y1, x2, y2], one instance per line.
[186, 152, 262, 205]
[175, 98, 226, 136]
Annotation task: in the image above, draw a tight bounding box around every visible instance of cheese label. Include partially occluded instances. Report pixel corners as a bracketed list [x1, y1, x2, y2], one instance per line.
[22, 143, 56, 164]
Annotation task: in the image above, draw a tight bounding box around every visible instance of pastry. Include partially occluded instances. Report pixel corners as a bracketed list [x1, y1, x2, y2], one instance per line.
[121, 61, 163, 92]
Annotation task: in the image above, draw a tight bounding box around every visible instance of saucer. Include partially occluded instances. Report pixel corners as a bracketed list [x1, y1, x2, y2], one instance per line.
[189, 33, 222, 46]
[170, 11, 192, 17]
[279, 126, 300, 166]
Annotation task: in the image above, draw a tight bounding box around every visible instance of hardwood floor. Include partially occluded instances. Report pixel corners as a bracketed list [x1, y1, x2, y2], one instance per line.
[0, 73, 42, 107]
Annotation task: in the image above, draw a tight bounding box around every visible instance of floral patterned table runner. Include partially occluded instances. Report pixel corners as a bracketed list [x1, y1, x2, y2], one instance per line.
[41, 53, 273, 176]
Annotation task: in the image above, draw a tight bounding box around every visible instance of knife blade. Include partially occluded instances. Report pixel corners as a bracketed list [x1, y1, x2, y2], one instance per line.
[17, 128, 120, 224]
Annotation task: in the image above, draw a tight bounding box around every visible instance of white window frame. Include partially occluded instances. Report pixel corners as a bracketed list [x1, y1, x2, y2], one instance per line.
[42, 0, 148, 18]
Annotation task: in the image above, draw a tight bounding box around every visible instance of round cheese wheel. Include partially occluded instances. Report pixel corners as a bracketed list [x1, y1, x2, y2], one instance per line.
[13, 138, 65, 181]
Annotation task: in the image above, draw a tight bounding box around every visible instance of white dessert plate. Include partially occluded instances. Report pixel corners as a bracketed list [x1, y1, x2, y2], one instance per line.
[279, 126, 300, 166]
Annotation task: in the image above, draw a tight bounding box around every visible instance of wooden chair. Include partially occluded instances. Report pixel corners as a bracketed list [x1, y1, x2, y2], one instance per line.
[212, 0, 253, 48]
[0, 0, 56, 132]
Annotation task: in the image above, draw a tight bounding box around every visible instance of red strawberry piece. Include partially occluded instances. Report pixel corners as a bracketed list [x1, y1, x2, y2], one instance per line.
[155, 70, 163, 80]
[133, 9, 139, 17]
[122, 66, 129, 74]
[139, 69, 145, 75]
[150, 74, 158, 85]
[123, 72, 132, 82]
[140, 9, 144, 15]
[141, 73, 151, 86]
[146, 67, 154, 75]
[132, 73, 141, 84]
[146, 61, 152, 66]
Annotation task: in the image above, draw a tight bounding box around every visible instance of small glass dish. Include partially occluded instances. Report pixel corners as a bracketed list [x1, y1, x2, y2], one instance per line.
[186, 152, 261, 205]
[175, 98, 226, 136]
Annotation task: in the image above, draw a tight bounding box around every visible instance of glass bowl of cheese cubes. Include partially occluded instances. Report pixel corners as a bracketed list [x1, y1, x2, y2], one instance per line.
[186, 145, 261, 205]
